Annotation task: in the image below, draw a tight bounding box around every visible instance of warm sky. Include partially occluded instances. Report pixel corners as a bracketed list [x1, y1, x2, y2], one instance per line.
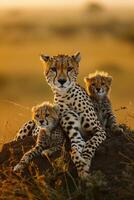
[0, 0, 134, 8]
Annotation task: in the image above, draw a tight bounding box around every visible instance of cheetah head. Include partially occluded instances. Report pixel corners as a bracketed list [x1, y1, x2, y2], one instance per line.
[84, 71, 112, 100]
[40, 52, 81, 91]
[32, 102, 59, 130]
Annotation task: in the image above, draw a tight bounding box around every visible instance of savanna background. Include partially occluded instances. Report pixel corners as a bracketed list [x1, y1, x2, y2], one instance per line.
[0, 0, 134, 145]
[0, 1, 134, 200]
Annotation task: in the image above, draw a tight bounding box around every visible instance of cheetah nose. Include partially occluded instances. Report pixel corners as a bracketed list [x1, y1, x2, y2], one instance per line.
[58, 79, 66, 85]
[96, 88, 100, 92]
[39, 120, 44, 124]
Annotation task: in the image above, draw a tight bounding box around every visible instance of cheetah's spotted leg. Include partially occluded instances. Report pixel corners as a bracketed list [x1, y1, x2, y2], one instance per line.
[32, 126, 41, 137]
[14, 120, 36, 141]
[14, 129, 48, 172]
[41, 147, 60, 166]
[41, 145, 62, 157]
[13, 145, 44, 172]
[60, 111, 87, 178]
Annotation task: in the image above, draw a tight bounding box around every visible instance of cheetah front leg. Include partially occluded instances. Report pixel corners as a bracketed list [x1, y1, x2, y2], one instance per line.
[41, 145, 62, 157]
[60, 111, 88, 178]
[14, 120, 36, 141]
[41, 145, 62, 166]
[14, 128, 48, 172]
[13, 144, 45, 172]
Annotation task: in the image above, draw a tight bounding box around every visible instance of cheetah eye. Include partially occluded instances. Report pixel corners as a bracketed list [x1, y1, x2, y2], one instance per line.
[67, 67, 73, 72]
[51, 67, 57, 72]
[35, 114, 39, 118]
[45, 113, 49, 117]
[102, 82, 105, 85]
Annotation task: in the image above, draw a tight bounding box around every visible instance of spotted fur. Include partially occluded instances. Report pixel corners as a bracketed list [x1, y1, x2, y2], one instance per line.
[84, 71, 123, 132]
[14, 120, 36, 141]
[40, 52, 106, 179]
[14, 102, 65, 172]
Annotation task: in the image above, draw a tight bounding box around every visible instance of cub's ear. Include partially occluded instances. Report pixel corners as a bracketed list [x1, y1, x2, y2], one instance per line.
[84, 77, 90, 83]
[31, 106, 37, 112]
[40, 54, 50, 62]
[107, 76, 113, 85]
[72, 52, 81, 63]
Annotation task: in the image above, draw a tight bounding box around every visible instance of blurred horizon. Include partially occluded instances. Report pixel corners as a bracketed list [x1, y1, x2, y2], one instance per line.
[0, 0, 134, 9]
[0, 0, 134, 143]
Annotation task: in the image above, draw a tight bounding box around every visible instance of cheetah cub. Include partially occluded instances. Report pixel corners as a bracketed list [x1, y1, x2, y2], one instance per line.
[13, 102, 65, 172]
[15, 101, 59, 140]
[84, 71, 123, 133]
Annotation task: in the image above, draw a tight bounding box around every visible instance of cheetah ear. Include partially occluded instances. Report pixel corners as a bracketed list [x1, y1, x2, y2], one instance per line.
[31, 106, 36, 112]
[84, 77, 90, 83]
[40, 54, 50, 62]
[72, 52, 81, 63]
[107, 76, 113, 85]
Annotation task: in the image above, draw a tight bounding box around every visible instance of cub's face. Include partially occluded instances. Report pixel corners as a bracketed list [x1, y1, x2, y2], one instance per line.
[84, 74, 112, 99]
[32, 102, 59, 130]
[40, 52, 81, 91]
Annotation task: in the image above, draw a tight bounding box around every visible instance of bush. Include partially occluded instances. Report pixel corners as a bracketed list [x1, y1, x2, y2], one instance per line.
[85, 3, 105, 14]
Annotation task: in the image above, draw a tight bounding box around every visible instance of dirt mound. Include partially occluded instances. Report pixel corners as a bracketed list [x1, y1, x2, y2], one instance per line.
[0, 125, 134, 200]
[0, 136, 68, 174]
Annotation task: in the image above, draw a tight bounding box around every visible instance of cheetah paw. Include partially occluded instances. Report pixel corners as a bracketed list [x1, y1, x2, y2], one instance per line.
[77, 159, 90, 178]
[78, 168, 90, 180]
[71, 150, 86, 165]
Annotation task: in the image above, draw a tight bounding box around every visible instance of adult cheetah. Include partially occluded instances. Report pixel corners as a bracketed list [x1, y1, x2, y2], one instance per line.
[40, 52, 106, 179]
